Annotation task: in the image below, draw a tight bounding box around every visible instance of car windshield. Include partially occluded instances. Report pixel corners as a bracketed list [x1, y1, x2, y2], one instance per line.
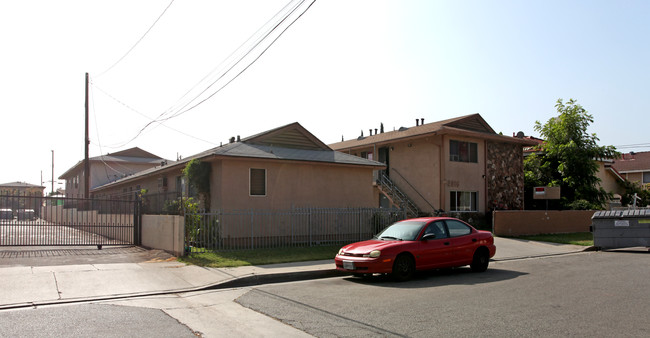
[375, 221, 426, 241]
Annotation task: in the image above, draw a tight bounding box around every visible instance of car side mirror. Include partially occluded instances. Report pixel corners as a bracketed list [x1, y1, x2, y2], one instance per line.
[422, 233, 436, 240]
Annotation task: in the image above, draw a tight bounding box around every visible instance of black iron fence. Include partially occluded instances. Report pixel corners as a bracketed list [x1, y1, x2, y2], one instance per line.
[140, 191, 182, 215]
[0, 193, 140, 247]
[185, 207, 407, 252]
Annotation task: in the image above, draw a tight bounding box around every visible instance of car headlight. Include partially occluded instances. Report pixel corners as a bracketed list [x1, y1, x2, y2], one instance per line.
[338, 248, 344, 255]
[364, 250, 381, 258]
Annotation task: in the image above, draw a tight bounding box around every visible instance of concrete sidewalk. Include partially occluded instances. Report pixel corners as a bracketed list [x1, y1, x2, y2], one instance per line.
[0, 237, 589, 310]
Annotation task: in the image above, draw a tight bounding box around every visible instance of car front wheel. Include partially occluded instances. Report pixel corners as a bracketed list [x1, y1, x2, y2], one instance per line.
[470, 248, 489, 272]
[392, 254, 414, 281]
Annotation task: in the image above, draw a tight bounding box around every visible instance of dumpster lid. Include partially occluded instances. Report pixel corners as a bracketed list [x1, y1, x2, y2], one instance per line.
[592, 209, 650, 219]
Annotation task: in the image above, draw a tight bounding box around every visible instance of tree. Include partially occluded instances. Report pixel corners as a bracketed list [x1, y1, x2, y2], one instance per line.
[183, 159, 211, 210]
[619, 180, 650, 207]
[524, 99, 619, 209]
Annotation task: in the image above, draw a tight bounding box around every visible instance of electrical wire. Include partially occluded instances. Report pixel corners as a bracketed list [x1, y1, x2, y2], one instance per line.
[166, 0, 316, 120]
[158, 0, 302, 122]
[96, 0, 176, 78]
[90, 80, 218, 148]
[614, 143, 650, 150]
[116, 0, 315, 147]
[89, 77, 129, 179]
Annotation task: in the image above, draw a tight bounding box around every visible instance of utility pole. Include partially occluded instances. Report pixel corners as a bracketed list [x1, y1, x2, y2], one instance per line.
[84, 73, 90, 199]
[51, 150, 54, 195]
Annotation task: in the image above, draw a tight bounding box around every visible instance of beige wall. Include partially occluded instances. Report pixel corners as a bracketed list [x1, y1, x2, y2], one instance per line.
[142, 215, 184, 256]
[92, 167, 184, 199]
[65, 161, 162, 198]
[388, 136, 443, 213]
[493, 210, 595, 236]
[353, 134, 487, 213]
[622, 172, 643, 184]
[596, 162, 625, 197]
[212, 158, 377, 210]
[442, 135, 486, 212]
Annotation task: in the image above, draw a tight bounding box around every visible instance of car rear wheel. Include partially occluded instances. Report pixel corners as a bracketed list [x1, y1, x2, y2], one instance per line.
[392, 254, 414, 281]
[470, 248, 489, 272]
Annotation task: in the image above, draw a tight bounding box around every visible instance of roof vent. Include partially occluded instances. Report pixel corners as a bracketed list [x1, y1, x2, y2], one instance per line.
[229, 137, 235, 143]
[398, 126, 409, 132]
[515, 131, 525, 138]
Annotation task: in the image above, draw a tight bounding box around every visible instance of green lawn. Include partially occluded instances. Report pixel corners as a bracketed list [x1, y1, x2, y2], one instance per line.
[508, 232, 594, 246]
[178, 244, 342, 268]
[178, 232, 594, 268]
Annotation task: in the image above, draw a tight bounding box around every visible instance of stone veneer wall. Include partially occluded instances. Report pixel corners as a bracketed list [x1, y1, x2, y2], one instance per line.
[486, 142, 525, 211]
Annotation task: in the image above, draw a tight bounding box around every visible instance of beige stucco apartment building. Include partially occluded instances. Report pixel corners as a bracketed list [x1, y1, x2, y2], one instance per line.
[329, 114, 537, 216]
[92, 123, 385, 211]
[59, 147, 165, 198]
[613, 151, 650, 188]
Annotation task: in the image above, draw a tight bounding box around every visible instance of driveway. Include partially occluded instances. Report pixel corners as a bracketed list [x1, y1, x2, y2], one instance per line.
[0, 245, 175, 267]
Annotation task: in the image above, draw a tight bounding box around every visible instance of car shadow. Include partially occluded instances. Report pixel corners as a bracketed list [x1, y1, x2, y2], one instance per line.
[343, 267, 526, 288]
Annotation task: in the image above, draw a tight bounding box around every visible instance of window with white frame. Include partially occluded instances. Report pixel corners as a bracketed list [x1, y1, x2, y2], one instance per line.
[450, 191, 478, 212]
[449, 140, 478, 163]
[250, 168, 266, 196]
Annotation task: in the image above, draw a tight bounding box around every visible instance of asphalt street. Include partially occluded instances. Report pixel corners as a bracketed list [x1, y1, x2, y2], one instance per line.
[236, 250, 650, 337]
[0, 304, 197, 338]
[1, 239, 642, 337]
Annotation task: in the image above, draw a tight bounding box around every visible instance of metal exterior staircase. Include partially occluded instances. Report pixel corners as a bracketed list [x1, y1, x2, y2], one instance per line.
[376, 172, 421, 218]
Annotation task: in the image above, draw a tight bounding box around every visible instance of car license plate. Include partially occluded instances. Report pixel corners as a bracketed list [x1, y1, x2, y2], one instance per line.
[343, 260, 355, 270]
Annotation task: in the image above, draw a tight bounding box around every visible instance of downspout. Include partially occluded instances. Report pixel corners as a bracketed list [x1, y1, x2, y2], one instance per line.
[484, 140, 488, 214]
[440, 135, 445, 211]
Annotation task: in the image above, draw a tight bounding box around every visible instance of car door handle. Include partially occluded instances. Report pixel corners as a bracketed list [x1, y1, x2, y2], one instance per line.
[472, 238, 477, 242]
[444, 242, 450, 245]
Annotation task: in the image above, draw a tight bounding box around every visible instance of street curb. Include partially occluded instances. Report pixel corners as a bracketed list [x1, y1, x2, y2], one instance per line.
[0, 268, 347, 311]
[207, 269, 348, 290]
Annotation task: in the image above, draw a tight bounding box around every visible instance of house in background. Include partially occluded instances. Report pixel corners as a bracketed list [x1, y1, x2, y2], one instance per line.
[329, 114, 538, 218]
[59, 147, 166, 198]
[612, 151, 650, 188]
[596, 160, 626, 202]
[0, 181, 46, 215]
[0, 181, 46, 196]
[523, 137, 627, 208]
[92, 122, 385, 212]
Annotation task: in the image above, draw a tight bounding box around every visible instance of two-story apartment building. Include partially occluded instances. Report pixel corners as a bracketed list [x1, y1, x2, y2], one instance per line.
[613, 151, 650, 188]
[59, 147, 166, 198]
[329, 114, 538, 217]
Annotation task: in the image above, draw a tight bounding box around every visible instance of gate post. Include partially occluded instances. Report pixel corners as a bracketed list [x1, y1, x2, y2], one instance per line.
[134, 196, 142, 245]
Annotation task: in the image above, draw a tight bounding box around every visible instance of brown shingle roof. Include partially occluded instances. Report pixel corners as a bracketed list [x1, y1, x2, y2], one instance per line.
[330, 114, 537, 150]
[612, 151, 650, 173]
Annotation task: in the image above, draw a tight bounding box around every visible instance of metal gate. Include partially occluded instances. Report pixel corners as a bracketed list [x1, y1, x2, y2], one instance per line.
[0, 194, 141, 248]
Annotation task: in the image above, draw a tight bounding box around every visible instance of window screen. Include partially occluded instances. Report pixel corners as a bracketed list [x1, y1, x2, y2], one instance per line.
[450, 140, 478, 163]
[450, 191, 478, 212]
[250, 168, 266, 196]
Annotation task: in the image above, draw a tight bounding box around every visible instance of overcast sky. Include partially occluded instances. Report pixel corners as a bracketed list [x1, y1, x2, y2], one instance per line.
[1, 0, 649, 189]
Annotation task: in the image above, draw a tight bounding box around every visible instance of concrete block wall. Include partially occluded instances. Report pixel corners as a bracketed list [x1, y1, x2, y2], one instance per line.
[493, 210, 595, 236]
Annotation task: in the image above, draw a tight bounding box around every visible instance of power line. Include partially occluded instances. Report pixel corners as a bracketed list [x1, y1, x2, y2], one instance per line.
[120, 0, 316, 146]
[615, 143, 650, 148]
[164, 0, 316, 121]
[158, 0, 303, 122]
[90, 80, 218, 148]
[160, 0, 310, 121]
[89, 78, 132, 179]
[96, 0, 176, 78]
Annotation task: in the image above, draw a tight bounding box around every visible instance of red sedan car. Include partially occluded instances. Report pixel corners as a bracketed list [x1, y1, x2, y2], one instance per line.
[335, 217, 496, 281]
